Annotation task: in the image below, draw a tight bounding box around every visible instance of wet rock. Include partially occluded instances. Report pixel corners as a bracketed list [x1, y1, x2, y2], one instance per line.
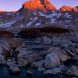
[7, 58, 16, 66]
[67, 65, 78, 76]
[9, 64, 20, 74]
[7, 58, 20, 73]
[43, 67, 61, 75]
[45, 51, 60, 68]
[44, 64, 68, 75]
[37, 67, 45, 72]
[31, 60, 44, 68]
[70, 66, 78, 76]
[58, 64, 68, 73]
[0, 55, 6, 65]
[17, 58, 28, 67]
[27, 70, 33, 76]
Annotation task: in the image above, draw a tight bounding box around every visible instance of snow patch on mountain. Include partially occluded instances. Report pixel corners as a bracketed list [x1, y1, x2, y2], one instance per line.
[0, 20, 16, 28]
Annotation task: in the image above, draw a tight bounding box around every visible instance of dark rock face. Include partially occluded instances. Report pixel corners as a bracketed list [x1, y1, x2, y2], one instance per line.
[18, 25, 70, 37]
[0, 30, 14, 38]
[18, 28, 42, 37]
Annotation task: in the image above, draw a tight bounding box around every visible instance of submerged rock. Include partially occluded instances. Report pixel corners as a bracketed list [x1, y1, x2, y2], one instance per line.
[26, 70, 33, 76]
[37, 67, 45, 72]
[43, 67, 61, 75]
[7, 59, 20, 73]
[9, 64, 20, 74]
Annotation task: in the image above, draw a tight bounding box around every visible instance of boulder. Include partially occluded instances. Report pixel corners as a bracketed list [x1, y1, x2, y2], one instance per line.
[7, 58, 16, 66]
[7, 59, 20, 73]
[16, 47, 42, 63]
[45, 47, 71, 68]
[44, 64, 68, 75]
[17, 58, 28, 67]
[56, 49, 70, 62]
[45, 51, 60, 68]
[16, 48, 28, 67]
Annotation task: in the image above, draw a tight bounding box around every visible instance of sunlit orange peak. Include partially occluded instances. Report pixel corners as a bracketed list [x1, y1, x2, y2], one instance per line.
[23, 0, 56, 11]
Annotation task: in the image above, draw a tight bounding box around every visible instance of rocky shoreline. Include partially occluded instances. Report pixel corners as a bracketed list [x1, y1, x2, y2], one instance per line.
[0, 28, 78, 78]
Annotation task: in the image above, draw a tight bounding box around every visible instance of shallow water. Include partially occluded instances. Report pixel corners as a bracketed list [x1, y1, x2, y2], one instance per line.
[0, 66, 62, 78]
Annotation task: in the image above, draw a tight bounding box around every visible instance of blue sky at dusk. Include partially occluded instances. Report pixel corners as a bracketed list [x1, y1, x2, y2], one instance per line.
[0, 0, 78, 11]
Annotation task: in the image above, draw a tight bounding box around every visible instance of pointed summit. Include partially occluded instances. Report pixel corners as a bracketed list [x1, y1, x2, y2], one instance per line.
[22, 0, 56, 12]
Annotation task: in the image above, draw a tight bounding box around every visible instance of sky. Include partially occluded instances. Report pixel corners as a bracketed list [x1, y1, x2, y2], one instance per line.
[0, 0, 78, 11]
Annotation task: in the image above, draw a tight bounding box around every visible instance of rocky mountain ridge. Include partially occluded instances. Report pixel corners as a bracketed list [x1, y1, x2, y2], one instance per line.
[0, 0, 78, 31]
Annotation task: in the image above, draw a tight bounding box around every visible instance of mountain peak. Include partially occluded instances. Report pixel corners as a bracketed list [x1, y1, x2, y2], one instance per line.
[22, 0, 56, 12]
[59, 5, 73, 12]
[59, 5, 78, 12]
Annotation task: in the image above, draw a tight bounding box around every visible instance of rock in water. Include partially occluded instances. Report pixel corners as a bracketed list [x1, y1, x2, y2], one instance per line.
[31, 60, 44, 68]
[44, 47, 71, 68]
[9, 64, 20, 74]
